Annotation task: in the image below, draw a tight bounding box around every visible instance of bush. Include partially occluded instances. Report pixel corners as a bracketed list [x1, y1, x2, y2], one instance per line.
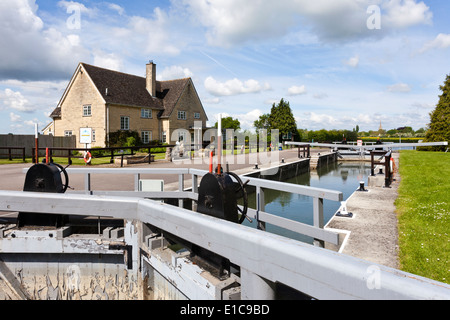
[90, 147, 106, 157]
[109, 130, 142, 147]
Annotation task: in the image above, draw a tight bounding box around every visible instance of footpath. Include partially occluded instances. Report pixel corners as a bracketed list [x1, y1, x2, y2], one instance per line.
[325, 152, 400, 269]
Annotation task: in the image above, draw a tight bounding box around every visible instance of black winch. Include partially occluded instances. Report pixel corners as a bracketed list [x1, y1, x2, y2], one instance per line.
[197, 171, 249, 224]
[17, 162, 69, 228]
[191, 169, 249, 278]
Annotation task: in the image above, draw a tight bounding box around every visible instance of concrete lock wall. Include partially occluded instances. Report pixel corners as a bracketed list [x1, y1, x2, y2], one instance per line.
[0, 254, 141, 300]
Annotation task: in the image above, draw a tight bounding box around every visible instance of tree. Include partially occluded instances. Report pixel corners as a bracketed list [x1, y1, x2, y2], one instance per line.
[214, 116, 240, 131]
[267, 98, 297, 142]
[253, 113, 270, 131]
[424, 74, 450, 150]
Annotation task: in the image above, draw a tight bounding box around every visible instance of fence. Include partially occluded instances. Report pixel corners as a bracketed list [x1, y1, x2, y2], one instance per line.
[0, 147, 25, 161]
[0, 135, 75, 158]
[32, 145, 176, 165]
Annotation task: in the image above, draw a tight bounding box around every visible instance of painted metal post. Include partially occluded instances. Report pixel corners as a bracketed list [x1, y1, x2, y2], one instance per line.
[240, 268, 276, 300]
[313, 197, 324, 248]
[134, 174, 140, 191]
[34, 123, 39, 164]
[192, 174, 198, 212]
[85, 173, 91, 195]
[256, 186, 266, 231]
[178, 174, 184, 208]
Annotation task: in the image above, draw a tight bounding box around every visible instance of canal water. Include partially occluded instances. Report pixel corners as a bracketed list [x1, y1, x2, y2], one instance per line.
[243, 161, 372, 243]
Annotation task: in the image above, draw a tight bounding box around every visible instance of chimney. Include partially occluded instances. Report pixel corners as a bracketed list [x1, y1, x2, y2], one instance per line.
[146, 61, 156, 97]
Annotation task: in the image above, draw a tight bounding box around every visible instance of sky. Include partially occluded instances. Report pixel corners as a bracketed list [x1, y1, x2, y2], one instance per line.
[1, 0, 449, 134]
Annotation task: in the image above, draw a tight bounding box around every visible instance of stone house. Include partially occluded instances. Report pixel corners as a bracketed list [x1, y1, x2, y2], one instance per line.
[46, 61, 208, 148]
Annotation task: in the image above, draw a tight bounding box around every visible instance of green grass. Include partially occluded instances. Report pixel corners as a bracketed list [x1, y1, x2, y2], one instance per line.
[395, 150, 449, 284]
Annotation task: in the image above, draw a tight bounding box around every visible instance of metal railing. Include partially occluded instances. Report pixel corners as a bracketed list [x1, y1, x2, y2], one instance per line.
[0, 147, 26, 161]
[370, 150, 394, 187]
[1, 190, 449, 299]
[49, 167, 342, 247]
[32, 145, 175, 164]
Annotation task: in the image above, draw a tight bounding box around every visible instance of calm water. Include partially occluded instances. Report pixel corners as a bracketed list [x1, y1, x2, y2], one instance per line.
[243, 161, 372, 243]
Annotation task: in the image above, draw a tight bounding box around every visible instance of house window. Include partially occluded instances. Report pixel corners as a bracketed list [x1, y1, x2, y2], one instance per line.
[141, 131, 151, 144]
[92, 130, 96, 142]
[83, 105, 91, 117]
[194, 112, 200, 119]
[64, 131, 73, 137]
[120, 116, 130, 130]
[178, 111, 186, 120]
[141, 108, 152, 119]
[161, 131, 166, 143]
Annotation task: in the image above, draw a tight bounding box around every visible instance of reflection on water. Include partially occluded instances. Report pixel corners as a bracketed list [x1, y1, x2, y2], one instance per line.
[243, 161, 372, 243]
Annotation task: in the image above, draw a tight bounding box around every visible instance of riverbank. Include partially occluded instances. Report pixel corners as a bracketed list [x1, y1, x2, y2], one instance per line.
[395, 151, 449, 284]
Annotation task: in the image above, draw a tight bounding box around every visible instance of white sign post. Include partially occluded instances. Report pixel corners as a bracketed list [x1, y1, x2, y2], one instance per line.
[80, 128, 92, 145]
[80, 128, 92, 165]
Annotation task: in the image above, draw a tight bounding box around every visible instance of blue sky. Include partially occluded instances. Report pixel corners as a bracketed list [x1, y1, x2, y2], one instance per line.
[1, 0, 449, 134]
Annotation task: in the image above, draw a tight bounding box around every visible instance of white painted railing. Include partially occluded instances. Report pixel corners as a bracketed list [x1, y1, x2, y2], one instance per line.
[32, 167, 342, 247]
[1, 190, 449, 299]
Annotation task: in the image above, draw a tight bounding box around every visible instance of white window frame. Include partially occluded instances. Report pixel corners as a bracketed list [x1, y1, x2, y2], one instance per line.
[83, 105, 92, 117]
[141, 131, 151, 144]
[141, 108, 152, 119]
[120, 116, 130, 130]
[64, 131, 73, 137]
[177, 111, 186, 120]
[194, 112, 200, 119]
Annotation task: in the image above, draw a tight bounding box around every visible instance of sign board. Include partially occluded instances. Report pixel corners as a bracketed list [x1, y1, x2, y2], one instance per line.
[80, 128, 92, 144]
[357, 140, 363, 146]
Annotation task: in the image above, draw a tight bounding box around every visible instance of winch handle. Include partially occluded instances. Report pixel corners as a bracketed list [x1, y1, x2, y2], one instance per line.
[226, 171, 250, 224]
[51, 162, 70, 193]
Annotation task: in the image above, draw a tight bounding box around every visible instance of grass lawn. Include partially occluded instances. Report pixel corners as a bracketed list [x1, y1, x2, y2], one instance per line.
[395, 150, 449, 284]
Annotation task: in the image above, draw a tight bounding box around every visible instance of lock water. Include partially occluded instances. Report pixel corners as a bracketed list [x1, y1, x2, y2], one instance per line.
[243, 161, 371, 244]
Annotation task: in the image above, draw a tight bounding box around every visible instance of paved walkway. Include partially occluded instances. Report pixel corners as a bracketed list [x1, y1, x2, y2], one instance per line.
[325, 152, 400, 269]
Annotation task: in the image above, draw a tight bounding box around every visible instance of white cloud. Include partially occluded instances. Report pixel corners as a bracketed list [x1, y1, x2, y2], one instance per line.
[388, 83, 412, 93]
[180, 0, 433, 46]
[158, 66, 193, 80]
[234, 109, 263, 131]
[419, 33, 450, 53]
[93, 50, 123, 71]
[203, 98, 220, 104]
[0, 89, 35, 113]
[382, 0, 432, 28]
[288, 85, 307, 96]
[113, 8, 182, 56]
[107, 3, 125, 16]
[344, 55, 359, 68]
[10, 112, 22, 122]
[204, 77, 270, 96]
[313, 93, 328, 100]
[0, 0, 88, 81]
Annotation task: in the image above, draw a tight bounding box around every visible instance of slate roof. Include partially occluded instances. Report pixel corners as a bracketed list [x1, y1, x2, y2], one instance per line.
[51, 63, 191, 119]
